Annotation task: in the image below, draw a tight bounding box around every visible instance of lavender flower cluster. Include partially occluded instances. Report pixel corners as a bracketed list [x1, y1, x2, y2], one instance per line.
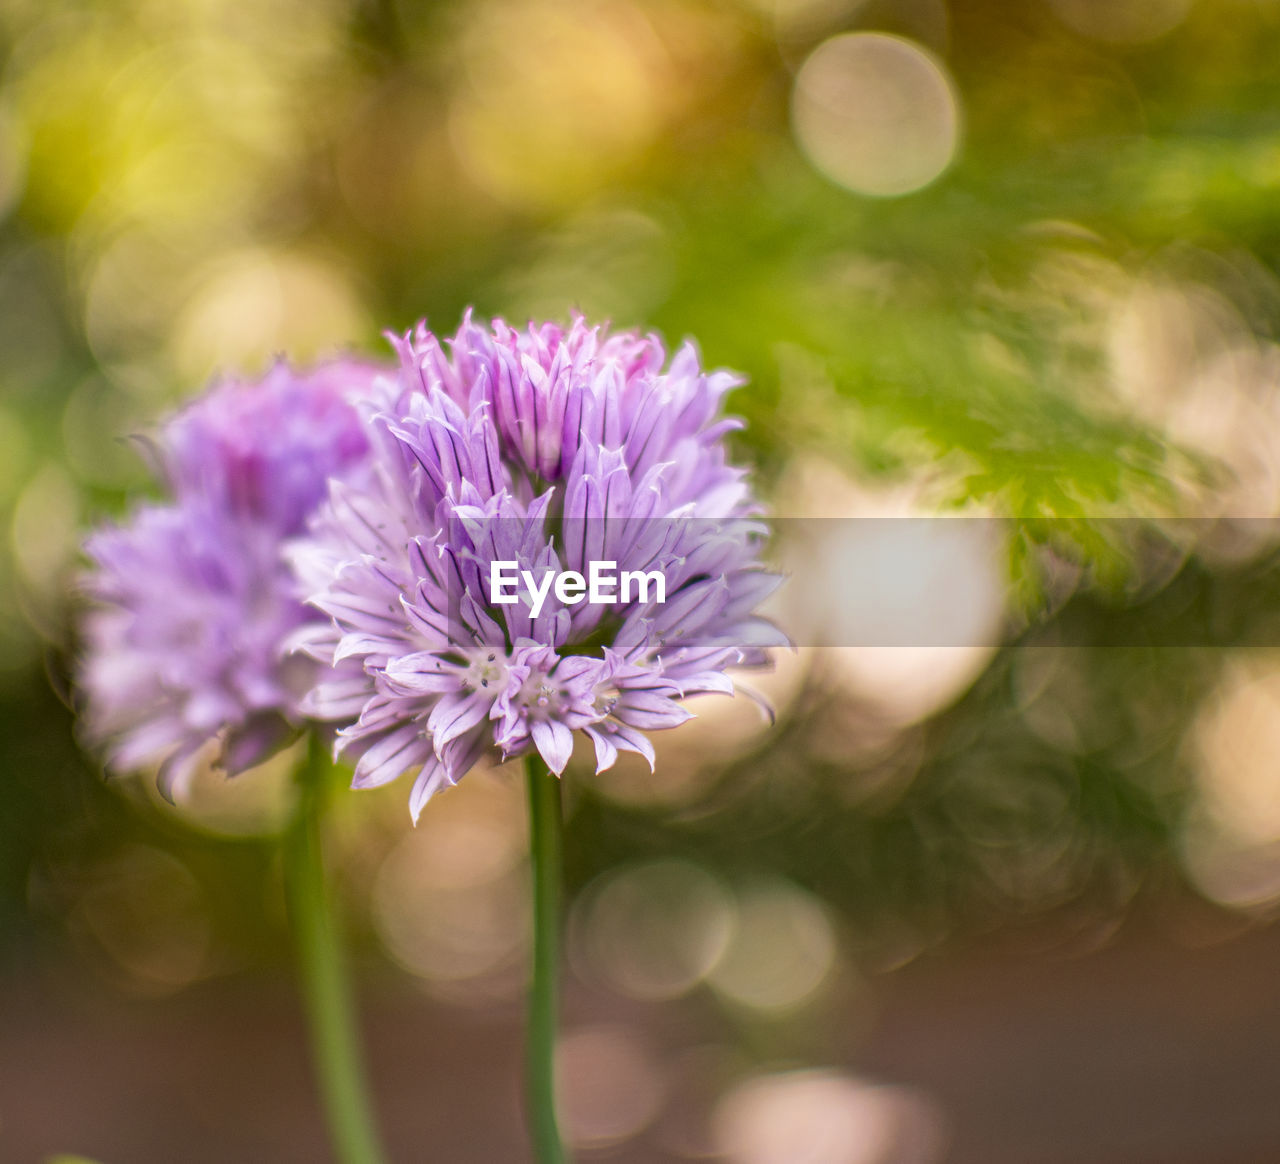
[80, 316, 781, 818]
[80, 359, 382, 799]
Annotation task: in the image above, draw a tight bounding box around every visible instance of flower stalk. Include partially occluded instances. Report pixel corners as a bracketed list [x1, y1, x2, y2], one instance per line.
[525, 756, 570, 1164]
[284, 733, 389, 1164]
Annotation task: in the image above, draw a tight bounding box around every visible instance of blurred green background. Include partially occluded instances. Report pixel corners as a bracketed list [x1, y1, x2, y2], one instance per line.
[5, 0, 1280, 1161]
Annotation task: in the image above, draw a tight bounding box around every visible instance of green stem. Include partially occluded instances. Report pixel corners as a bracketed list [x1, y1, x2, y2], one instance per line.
[284, 733, 389, 1164]
[525, 757, 571, 1164]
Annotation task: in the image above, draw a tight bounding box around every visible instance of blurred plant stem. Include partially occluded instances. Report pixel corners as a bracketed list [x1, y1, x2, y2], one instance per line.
[284, 733, 389, 1164]
[526, 756, 571, 1163]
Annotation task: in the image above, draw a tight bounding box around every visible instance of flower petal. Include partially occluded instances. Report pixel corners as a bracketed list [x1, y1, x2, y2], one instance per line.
[531, 719, 575, 775]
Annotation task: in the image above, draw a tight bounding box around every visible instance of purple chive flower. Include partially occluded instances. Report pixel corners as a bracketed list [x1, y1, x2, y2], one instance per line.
[79, 358, 387, 799]
[292, 314, 783, 820]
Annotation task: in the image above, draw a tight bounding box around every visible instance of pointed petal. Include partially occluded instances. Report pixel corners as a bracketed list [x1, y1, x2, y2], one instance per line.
[157, 739, 207, 803]
[221, 715, 296, 775]
[584, 724, 618, 773]
[382, 652, 460, 696]
[530, 719, 574, 775]
[609, 724, 655, 771]
[409, 755, 453, 822]
[615, 692, 694, 731]
[351, 724, 427, 789]
[427, 690, 492, 750]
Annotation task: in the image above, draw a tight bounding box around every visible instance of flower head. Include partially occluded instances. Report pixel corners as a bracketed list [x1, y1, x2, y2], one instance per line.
[160, 359, 377, 529]
[79, 357, 386, 798]
[294, 315, 782, 819]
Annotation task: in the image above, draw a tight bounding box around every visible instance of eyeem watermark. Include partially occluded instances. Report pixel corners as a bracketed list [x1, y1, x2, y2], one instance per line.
[490, 560, 666, 618]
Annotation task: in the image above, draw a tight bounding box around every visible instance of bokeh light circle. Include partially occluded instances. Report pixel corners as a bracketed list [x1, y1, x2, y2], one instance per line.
[556, 1025, 664, 1149]
[571, 858, 734, 1001]
[1049, 0, 1192, 45]
[791, 33, 960, 197]
[707, 877, 837, 1013]
[713, 1069, 947, 1164]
